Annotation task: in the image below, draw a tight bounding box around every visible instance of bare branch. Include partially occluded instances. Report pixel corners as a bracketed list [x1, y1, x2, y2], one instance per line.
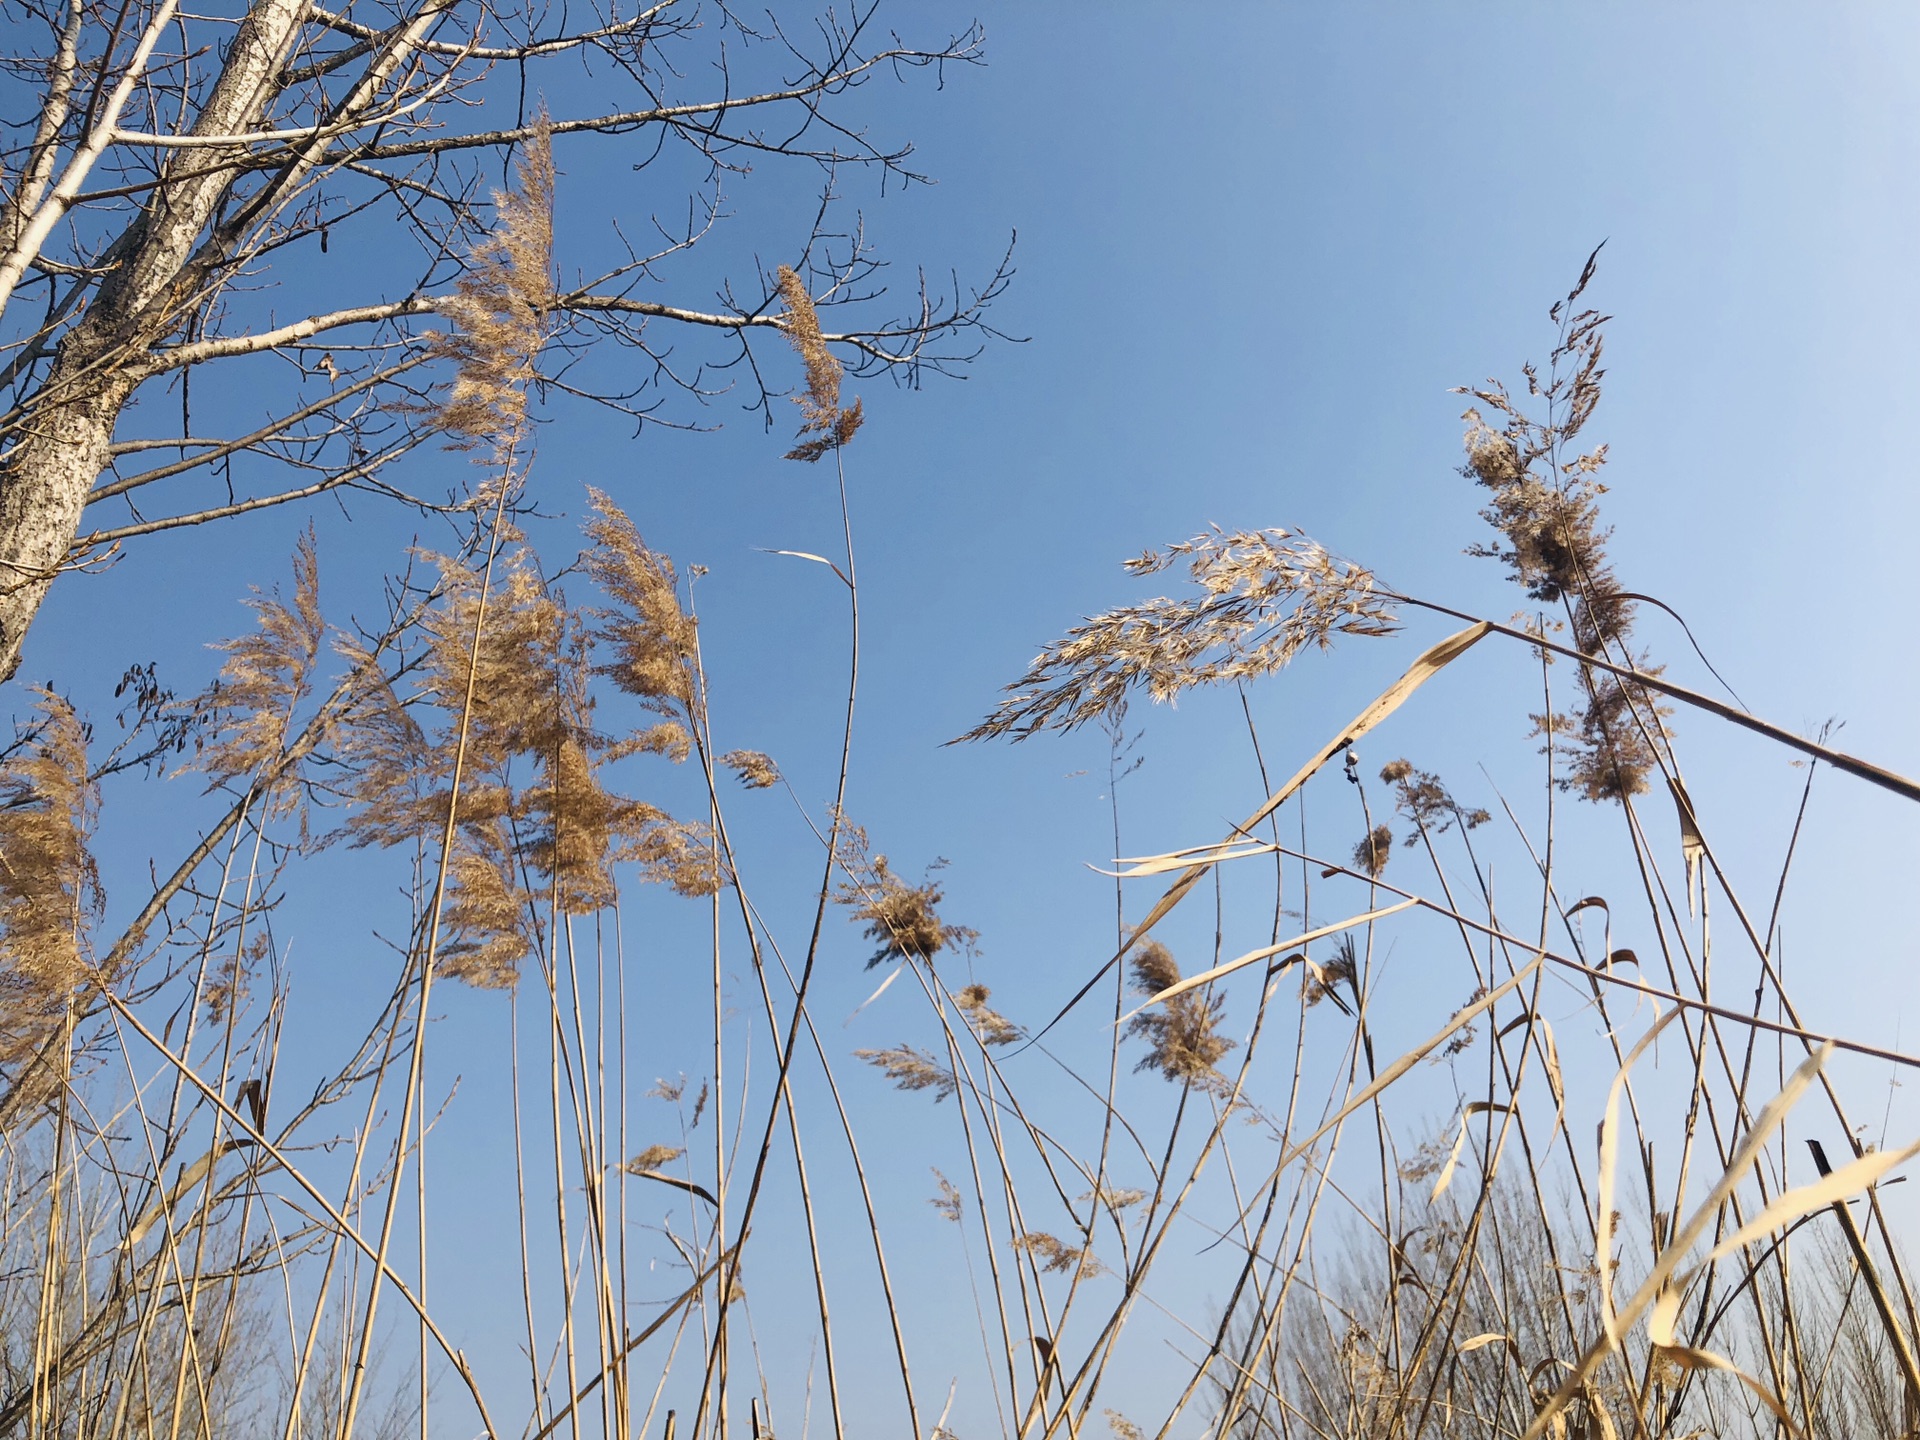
[0, 0, 1003, 679]
[73, 434, 424, 548]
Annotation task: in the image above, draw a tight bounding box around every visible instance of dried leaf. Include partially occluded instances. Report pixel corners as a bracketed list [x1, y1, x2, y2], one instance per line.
[1596, 1009, 1681, 1340]
[1670, 777, 1706, 915]
[1028, 623, 1489, 1045]
[1124, 899, 1417, 1016]
[1432, 1101, 1515, 1200]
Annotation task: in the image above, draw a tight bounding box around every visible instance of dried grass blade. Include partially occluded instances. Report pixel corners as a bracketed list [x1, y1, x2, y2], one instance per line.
[759, 548, 853, 589]
[1529, 1042, 1835, 1440]
[623, 1167, 719, 1208]
[1432, 1101, 1515, 1200]
[1646, 1291, 1796, 1431]
[1121, 899, 1417, 1020]
[1626, 1140, 1915, 1436]
[1700, 1140, 1920, 1269]
[1496, 1011, 1566, 1141]
[1670, 777, 1706, 915]
[1458, 1333, 1524, 1369]
[1597, 1008, 1681, 1341]
[1099, 841, 1276, 879]
[123, 1140, 254, 1249]
[844, 962, 905, 1027]
[1020, 621, 1490, 1049]
[1235, 950, 1547, 1228]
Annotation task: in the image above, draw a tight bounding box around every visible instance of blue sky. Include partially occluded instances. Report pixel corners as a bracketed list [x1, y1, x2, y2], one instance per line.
[34, 3, 1920, 1433]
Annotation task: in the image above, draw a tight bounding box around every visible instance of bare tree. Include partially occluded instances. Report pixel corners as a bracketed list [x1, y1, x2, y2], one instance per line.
[0, 0, 1008, 681]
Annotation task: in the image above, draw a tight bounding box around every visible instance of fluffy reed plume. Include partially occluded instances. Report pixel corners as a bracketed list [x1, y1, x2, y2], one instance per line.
[1379, 757, 1489, 841]
[622, 1144, 685, 1172]
[1351, 823, 1394, 877]
[1124, 939, 1234, 1092]
[203, 930, 269, 1024]
[1013, 1232, 1104, 1278]
[581, 487, 697, 714]
[619, 811, 722, 898]
[1106, 1412, 1144, 1440]
[196, 529, 324, 815]
[419, 545, 572, 775]
[929, 1169, 964, 1222]
[436, 819, 532, 988]
[955, 983, 1023, 1047]
[0, 691, 100, 1054]
[328, 642, 430, 839]
[776, 265, 864, 462]
[340, 547, 551, 852]
[719, 749, 782, 789]
[340, 502, 721, 982]
[578, 488, 720, 893]
[429, 115, 555, 458]
[834, 818, 976, 968]
[1457, 249, 1667, 801]
[841, 855, 974, 969]
[962, 527, 1397, 741]
[523, 735, 649, 914]
[334, 552, 552, 955]
[853, 1044, 957, 1101]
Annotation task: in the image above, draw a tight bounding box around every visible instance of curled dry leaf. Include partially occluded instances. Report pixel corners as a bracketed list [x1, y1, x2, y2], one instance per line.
[1431, 1101, 1516, 1200]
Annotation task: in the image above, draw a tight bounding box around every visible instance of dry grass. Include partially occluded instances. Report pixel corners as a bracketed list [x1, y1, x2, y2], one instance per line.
[3, 250, 1918, 1440]
[0, 689, 99, 1064]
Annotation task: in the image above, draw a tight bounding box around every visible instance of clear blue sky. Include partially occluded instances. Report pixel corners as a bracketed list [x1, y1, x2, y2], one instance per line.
[35, 4, 1920, 1433]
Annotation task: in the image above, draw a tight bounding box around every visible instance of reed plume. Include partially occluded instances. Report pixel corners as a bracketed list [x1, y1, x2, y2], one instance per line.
[438, 818, 532, 989]
[1124, 939, 1233, 1093]
[1456, 248, 1669, 801]
[955, 983, 1023, 1047]
[429, 115, 556, 462]
[776, 265, 864, 463]
[1013, 1232, 1103, 1278]
[1351, 823, 1394, 877]
[339, 492, 724, 984]
[196, 528, 324, 817]
[719, 750, 781, 790]
[929, 1169, 964, 1222]
[581, 487, 697, 717]
[834, 818, 977, 968]
[854, 1044, 957, 1101]
[962, 527, 1397, 741]
[1379, 757, 1490, 841]
[0, 690, 99, 1059]
[622, 1144, 685, 1173]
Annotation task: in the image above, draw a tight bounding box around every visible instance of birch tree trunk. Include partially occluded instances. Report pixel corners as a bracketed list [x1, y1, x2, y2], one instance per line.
[0, 0, 315, 678]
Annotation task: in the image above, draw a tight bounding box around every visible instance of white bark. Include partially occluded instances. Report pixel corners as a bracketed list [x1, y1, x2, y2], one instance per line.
[0, 0, 186, 316]
[0, 0, 310, 679]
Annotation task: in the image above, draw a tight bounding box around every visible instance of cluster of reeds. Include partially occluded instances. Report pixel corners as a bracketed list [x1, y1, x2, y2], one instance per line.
[3, 199, 1917, 1440]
